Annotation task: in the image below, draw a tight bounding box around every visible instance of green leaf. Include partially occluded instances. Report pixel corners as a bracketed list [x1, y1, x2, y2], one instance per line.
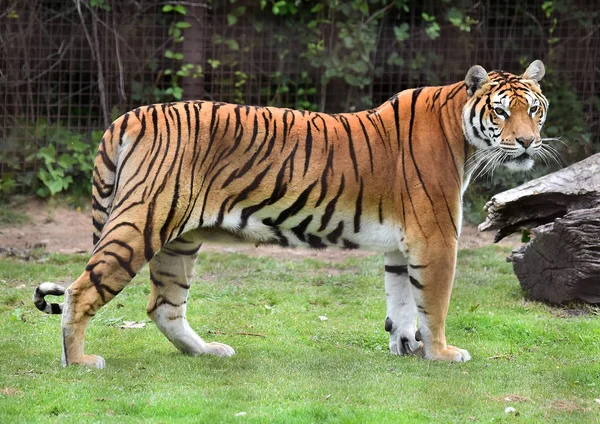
[422, 12, 435, 22]
[394, 23, 410, 41]
[172, 86, 183, 100]
[57, 154, 77, 169]
[173, 5, 186, 15]
[425, 22, 440, 39]
[227, 14, 238, 26]
[447, 7, 463, 27]
[387, 52, 405, 66]
[175, 21, 191, 29]
[225, 39, 240, 51]
[37, 146, 56, 164]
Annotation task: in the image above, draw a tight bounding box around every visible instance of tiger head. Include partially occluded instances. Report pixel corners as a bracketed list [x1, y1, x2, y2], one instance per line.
[462, 60, 549, 173]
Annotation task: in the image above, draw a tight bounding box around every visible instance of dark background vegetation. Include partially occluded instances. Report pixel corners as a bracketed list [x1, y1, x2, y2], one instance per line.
[1, 0, 598, 222]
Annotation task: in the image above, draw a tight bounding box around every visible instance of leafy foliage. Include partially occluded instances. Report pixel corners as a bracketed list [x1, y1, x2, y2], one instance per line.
[0, 120, 101, 199]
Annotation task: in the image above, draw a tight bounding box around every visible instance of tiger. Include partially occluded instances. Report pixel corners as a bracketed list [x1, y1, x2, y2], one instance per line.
[34, 60, 549, 368]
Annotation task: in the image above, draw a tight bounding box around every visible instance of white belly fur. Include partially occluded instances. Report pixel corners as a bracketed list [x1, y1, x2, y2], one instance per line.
[185, 209, 405, 253]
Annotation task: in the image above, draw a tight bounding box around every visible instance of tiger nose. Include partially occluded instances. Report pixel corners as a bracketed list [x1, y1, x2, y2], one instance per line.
[515, 136, 535, 148]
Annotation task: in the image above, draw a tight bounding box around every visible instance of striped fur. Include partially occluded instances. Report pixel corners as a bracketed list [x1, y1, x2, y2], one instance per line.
[35, 61, 549, 367]
[33, 283, 65, 314]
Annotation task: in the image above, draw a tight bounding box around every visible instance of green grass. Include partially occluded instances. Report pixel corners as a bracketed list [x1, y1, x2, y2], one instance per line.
[1, 246, 599, 423]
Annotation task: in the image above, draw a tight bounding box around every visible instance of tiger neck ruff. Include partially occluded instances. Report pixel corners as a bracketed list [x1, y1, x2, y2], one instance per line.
[34, 61, 548, 367]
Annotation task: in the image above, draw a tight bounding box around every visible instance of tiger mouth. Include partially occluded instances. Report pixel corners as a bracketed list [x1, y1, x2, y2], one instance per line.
[503, 152, 532, 163]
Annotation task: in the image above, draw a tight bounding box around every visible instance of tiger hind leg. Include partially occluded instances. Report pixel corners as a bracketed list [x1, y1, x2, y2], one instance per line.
[146, 236, 235, 357]
[384, 251, 423, 356]
[61, 226, 148, 368]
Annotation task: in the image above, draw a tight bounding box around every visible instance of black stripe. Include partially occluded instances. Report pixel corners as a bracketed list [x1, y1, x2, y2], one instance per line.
[339, 116, 359, 182]
[103, 249, 136, 279]
[274, 181, 318, 226]
[198, 163, 229, 226]
[307, 234, 326, 249]
[440, 186, 458, 238]
[391, 97, 401, 147]
[318, 174, 345, 232]
[144, 197, 157, 261]
[92, 217, 104, 232]
[385, 265, 408, 275]
[291, 215, 313, 242]
[228, 165, 273, 212]
[326, 221, 344, 244]
[150, 272, 165, 287]
[342, 239, 359, 249]
[366, 113, 385, 146]
[243, 113, 260, 153]
[354, 178, 363, 233]
[315, 146, 335, 207]
[281, 110, 290, 152]
[98, 138, 116, 173]
[356, 117, 374, 174]
[174, 281, 191, 290]
[118, 112, 129, 145]
[409, 276, 424, 289]
[92, 166, 114, 198]
[217, 195, 233, 226]
[259, 118, 278, 164]
[303, 122, 312, 176]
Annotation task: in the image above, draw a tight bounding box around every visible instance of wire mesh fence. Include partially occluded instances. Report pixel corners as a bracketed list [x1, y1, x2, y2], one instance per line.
[0, 0, 598, 194]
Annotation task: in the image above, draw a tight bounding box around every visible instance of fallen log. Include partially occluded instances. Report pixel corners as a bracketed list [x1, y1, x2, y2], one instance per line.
[479, 152, 600, 304]
[479, 153, 600, 242]
[507, 207, 600, 304]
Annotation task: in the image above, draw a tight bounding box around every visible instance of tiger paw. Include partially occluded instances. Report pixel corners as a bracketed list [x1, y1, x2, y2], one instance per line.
[64, 354, 106, 369]
[389, 329, 422, 356]
[425, 345, 471, 362]
[202, 342, 236, 357]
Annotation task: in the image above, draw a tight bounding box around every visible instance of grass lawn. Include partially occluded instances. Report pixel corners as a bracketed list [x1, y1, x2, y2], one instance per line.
[0, 246, 599, 423]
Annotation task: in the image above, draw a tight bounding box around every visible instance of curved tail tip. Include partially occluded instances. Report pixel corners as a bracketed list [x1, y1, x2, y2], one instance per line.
[33, 282, 65, 314]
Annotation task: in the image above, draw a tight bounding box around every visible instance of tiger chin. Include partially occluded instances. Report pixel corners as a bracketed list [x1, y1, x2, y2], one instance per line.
[34, 60, 549, 368]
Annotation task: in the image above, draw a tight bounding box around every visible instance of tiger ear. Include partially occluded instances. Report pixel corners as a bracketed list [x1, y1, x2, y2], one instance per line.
[522, 60, 545, 82]
[465, 65, 489, 97]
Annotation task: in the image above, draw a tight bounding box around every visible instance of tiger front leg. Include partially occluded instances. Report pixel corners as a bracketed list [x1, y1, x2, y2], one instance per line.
[384, 251, 423, 357]
[407, 241, 470, 362]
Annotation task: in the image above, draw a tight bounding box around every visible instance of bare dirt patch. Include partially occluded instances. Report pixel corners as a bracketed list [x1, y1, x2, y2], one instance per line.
[0, 199, 520, 259]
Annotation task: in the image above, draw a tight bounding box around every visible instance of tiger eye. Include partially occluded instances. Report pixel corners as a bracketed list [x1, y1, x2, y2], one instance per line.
[494, 107, 507, 117]
[529, 105, 539, 114]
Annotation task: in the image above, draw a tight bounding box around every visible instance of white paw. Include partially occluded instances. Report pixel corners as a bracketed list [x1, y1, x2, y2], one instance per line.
[92, 355, 107, 369]
[389, 328, 421, 356]
[204, 342, 236, 357]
